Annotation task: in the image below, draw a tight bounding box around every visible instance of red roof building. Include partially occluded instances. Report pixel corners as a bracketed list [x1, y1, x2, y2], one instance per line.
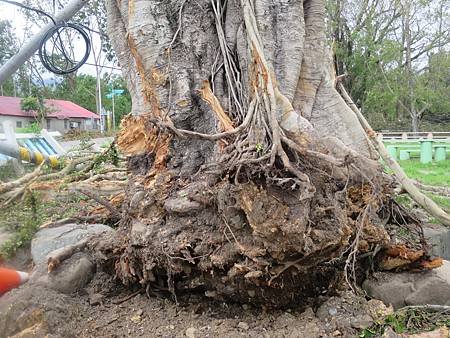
[0, 96, 99, 132]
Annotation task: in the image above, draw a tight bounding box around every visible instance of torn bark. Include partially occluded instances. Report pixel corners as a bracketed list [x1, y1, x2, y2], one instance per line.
[96, 0, 438, 308]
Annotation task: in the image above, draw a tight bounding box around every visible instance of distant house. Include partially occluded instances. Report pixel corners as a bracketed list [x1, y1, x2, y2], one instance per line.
[0, 96, 100, 133]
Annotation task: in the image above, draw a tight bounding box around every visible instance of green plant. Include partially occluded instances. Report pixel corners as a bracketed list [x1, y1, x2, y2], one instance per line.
[0, 190, 86, 258]
[16, 121, 42, 134]
[0, 192, 41, 258]
[20, 96, 48, 124]
[92, 143, 119, 170]
[255, 143, 264, 153]
[0, 160, 19, 182]
[360, 307, 450, 336]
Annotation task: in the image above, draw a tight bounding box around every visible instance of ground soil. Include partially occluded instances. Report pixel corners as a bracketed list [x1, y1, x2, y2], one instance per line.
[0, 265, 374, 338]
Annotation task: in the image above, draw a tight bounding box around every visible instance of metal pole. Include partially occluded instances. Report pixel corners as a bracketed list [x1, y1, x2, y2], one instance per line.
[112, 91, 115, 130]
[97, 75, 104, 133]
[0, 121, 59, 167]
[0, 0, 87, 86]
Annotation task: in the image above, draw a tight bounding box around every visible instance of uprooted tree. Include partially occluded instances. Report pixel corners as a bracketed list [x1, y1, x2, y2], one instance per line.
[87, 0, 447, 308]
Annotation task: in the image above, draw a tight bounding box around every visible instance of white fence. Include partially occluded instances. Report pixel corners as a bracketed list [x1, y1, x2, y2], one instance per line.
[379, 132, 450, 142]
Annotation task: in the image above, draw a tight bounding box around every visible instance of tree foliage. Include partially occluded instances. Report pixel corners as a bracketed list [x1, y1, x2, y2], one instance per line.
[1, 0, 448, 131]
[20, 95, 47, 123]
[327, 0, 450, 131]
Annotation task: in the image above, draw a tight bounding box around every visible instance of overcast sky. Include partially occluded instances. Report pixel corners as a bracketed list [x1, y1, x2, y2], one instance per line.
[0, 1, 120, 79]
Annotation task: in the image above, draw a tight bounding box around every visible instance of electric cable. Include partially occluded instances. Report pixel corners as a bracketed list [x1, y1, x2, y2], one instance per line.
[38, 23, 91, 74]
[0, 0, 92, 75]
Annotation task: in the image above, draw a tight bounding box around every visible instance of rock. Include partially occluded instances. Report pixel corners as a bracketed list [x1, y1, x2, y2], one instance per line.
[409, 327, 449, 338]
[31, 223, 113, 265]
[164, 198, 203, 214]
[363, 260, 450, 309]
[185, 327, 198, 338]
[130, 314, 141, 323]
[48, 253, 95, 294]
[30, 252, 95, 294]
[350, 315, 373, 329]
[382, 327, 402, 338]
[237, 321, 249, 330]
[328, 307, 338, 316]
[423, 226, 450, 260]
[89, 293, 104, 306]
[367, 299, 394, 322]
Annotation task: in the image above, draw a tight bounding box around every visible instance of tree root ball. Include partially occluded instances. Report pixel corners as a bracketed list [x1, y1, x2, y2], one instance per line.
[96, 171, 389, 308]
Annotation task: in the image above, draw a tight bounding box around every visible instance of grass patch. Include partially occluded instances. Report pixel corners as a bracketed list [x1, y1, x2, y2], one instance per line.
[360, 307, 450, 337]
[0, 161, 19, 182]
[398, 160, 450, 187]
[0, 191, 86, 258]
[388, 160, 449, 223]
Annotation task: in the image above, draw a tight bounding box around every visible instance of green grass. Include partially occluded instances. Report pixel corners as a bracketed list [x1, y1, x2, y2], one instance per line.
[390, 160, 450, 220]
[0, 191, 86, 258]
[360, 307, 450, 337]
[0, 161, 19, 182]
[398, 160, 450, 187]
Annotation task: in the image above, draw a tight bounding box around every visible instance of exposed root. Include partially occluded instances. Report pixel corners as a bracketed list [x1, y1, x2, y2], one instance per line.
[85, 0, 440, 310]
[47, 238, 89, 273]
[74, 188, 122, 218]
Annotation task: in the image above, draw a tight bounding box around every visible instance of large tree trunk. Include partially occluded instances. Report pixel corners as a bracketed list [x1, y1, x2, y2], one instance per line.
[101, 0, 399, 308]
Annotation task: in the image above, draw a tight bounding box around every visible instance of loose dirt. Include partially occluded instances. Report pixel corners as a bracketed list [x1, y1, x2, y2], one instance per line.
[0, 269, 375, 338]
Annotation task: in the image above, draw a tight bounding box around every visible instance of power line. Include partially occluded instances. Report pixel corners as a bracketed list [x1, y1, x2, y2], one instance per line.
[0, 0, 56, 24]
[82, 62, 121, 71]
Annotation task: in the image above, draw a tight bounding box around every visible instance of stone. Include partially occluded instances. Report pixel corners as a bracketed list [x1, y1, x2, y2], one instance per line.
[423, 226, 450, 260]
[31, 223, 113, 265]
[350, 315, 373, 329]
[363, 260, 450, 309]
[89, 293, 104, 306]
[30, 252, 95, 294]
[328, 307, 338, 316]
[409, 327, 449, 338]
[164, 198, 203, 214]
[130, 314, 141, 323]
[237, 321, 249, 330]
[185, 327, 198, 338]
[48, 253, 95, 294]
[382, 327, 402, 338]
[367, 299, 393, 322]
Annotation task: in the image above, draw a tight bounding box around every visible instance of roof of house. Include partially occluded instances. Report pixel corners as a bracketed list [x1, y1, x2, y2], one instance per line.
[0, 96, 100, 120]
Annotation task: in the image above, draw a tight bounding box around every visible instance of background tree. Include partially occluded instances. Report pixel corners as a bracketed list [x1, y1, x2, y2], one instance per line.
[0, 20, 17, 95]
[326, 0, 450, 131]
[0, 19, 32, 97]
[20, 93, 47, 124]
[53, 73, 131, 126]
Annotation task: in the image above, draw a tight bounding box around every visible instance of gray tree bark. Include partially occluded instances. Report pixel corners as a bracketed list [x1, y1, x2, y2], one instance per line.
[101, 0, 404, 308]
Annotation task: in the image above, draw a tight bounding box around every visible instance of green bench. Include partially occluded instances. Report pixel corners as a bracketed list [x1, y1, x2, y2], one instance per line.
[386, 144, 447, 162]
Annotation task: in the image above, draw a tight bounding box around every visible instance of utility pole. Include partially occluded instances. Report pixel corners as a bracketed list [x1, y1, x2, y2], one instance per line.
[112, 90, 115, 130]
[107, 88, 124, 131]
[0, 0, 87, 86]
